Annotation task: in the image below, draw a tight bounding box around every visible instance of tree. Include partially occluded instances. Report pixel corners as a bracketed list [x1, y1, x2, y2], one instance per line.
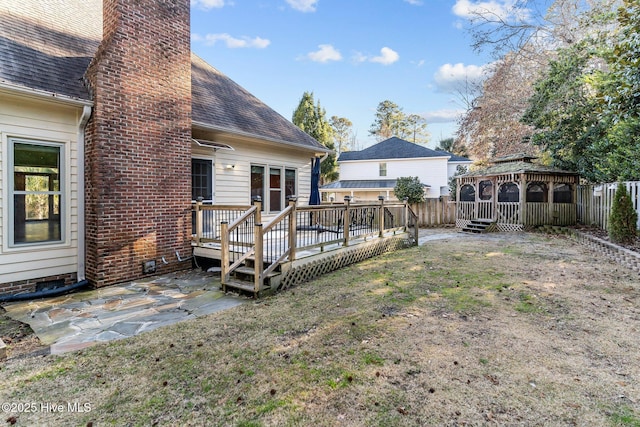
[369, 100, 430, 144]
[608, 182, 638, 244]
[448, 165, 469, 201]
[393, 176, 425, 204]
[521, 41, 606, 180]
[435, 137, 469, 157]
[292, 92, 338, 183]
[329, 116, 354, 156]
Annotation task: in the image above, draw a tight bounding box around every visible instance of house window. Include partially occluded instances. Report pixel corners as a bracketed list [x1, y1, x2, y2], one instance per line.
[192, 158, 213, 203]
[285, 169, 296, 200]
[379, 163, 387, 177]
[251, 165, 297, 213]
[10, 139, 64, 245]
[269, 168, 282, 211]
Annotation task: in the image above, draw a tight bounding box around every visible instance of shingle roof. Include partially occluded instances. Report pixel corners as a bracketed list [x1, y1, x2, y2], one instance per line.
[320, 179, 430, 190]
[0, 0, 101, 100]
[339, 137, 450, 161]
[438, 150, 472, 163]
[0, 0, 326, 152]
[462, 161, 578, 178]
[191, 55, 326, 151]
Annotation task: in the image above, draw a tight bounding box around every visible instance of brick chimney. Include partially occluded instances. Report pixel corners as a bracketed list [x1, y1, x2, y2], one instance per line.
[85, 0, 192, 287]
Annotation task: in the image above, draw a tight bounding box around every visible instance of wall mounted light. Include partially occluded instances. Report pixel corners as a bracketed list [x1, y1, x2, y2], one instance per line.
[225, 164, 235, 170]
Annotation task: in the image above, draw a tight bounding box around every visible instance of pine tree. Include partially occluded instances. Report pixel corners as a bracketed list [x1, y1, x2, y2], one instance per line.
[608, 182, 638, 244]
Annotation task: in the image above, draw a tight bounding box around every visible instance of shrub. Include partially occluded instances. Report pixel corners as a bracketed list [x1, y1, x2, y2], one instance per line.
[394, 176, 425, 204]
[608, 182, 638, 244]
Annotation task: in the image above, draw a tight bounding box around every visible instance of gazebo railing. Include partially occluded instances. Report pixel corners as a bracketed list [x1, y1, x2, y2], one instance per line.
[496, 202, 520, 224]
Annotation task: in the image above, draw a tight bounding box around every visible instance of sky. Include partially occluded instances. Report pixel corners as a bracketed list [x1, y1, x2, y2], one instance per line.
[189, 0, 514, 149]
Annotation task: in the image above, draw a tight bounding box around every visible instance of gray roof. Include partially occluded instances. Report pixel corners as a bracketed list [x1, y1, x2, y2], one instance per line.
[339, 137, 458, 161]
[321, 179, 429, 190]
[0, 0, 325, 152]
[462, 161, 578, 178]
[438, 150, 472, 163]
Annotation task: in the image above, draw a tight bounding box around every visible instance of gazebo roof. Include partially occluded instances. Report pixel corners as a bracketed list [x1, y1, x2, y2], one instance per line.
[461, 154, 578, 178]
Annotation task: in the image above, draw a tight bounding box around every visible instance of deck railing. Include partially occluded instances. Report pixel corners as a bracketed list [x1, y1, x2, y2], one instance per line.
[193, 197, 418, 293]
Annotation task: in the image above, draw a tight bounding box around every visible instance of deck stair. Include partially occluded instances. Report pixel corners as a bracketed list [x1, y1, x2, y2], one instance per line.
[222, 257, 282, 297]
[461, 219, 495, 233]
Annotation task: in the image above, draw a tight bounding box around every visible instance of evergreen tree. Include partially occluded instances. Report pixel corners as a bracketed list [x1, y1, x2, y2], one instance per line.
[292, 92, 338, 183]
[609, 182, 638, 244]
[394, 177, 425, 204]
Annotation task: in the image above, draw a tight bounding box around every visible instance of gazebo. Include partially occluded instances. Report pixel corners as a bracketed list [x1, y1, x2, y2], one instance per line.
[456, 154, 579, 232]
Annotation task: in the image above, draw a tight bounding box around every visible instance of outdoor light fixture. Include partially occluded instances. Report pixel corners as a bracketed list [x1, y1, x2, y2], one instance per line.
[225, 164, 235, 170]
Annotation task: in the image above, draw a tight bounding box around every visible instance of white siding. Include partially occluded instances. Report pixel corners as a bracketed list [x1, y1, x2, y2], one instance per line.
[192, 135, 314, 217]
[339, 157, 450, 198]
[0, 90, 81, 284]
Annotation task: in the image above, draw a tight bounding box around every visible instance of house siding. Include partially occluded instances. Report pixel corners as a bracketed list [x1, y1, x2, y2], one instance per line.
[0, 90, 81, 294]
[192, 135, 313, 217]
[340, 158, 449, 198]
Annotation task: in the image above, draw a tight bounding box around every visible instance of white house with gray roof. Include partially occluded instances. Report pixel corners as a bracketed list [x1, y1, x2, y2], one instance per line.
[321, 137, 471, 201]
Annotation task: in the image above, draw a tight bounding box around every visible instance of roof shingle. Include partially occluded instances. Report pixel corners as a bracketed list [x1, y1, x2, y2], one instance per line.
[339, 137, 468, 162]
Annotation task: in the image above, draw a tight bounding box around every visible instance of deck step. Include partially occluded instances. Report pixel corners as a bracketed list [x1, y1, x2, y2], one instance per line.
[223, 278, 269, 293]
[233, 266, 280, 278]
[462, 219, 495, 234]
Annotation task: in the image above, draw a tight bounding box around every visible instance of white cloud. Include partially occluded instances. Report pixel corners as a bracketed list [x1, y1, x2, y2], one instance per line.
[286, 0, 318, 12]
[404, 0, 423, 5]
[370, 47, 399, 65]
[452, 0, 530, 23]
[190, 0, 225, 10]
[433, 62, 489, 93]
[306, 44, 342, 63]
[192, 33, 270, 49]
[422, 109, 465, 124]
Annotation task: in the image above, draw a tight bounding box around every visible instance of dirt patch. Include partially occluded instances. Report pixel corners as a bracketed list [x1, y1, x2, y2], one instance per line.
[0, 306, 47, 359]
[0, 231, 639, 425]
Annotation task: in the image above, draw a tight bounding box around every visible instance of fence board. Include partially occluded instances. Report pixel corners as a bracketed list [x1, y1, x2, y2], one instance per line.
[577, 181, 640, 230]
[411, 197, 456, 226]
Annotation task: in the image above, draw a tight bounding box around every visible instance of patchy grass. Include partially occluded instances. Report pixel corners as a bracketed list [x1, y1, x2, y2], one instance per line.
[1, 232, 640, 425]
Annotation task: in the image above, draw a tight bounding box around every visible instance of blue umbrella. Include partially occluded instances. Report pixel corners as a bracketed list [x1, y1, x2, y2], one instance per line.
[309, 157, 321, 205]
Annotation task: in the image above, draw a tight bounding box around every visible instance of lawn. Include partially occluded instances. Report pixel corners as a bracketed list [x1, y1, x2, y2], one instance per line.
[1, 232, 640, 426]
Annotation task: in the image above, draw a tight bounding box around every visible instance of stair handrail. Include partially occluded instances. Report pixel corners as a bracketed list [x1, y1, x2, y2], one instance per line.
[221, 204, 258, 283]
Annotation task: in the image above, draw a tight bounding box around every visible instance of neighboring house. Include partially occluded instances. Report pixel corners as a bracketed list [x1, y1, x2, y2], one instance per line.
[321, 137, 471, 201]
[0, 0, 329, 295]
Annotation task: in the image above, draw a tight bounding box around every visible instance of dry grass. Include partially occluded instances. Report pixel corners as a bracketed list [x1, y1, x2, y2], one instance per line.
[1, 232, 640, 426]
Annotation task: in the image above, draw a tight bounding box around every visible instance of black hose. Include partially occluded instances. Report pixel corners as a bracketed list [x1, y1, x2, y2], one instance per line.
[0, 280, 90, 303]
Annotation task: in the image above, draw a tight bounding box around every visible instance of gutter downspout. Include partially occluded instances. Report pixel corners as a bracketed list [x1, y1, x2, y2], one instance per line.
[77, 105, 92, 281]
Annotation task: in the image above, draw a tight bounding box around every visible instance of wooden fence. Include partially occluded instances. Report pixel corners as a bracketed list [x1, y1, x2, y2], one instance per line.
[577, 181, 640, 231]
[411, 197, 456, 226]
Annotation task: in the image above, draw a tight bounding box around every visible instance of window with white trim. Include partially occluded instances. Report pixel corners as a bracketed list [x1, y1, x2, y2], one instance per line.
[251, 165, 297, 213]
[9, 139, 64, 245]
[379, 162, 387, 177]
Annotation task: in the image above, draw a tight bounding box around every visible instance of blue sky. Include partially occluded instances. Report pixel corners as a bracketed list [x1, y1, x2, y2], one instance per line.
[189, 0, 514, 149]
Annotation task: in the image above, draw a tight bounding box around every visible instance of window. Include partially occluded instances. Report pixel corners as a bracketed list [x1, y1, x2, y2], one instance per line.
[479, 180, 493, 200]
[379, 163, 387, 177]
[553, 183, 573, 203]
[459, 184, 475, 202]
[498, 182, 519, 202]
[10, 139, 64, 245]
[269, 168, 282, 212]
[192, 158, 213, 203]
[526, 182, 547, 203]
[251, 165, 297, 213]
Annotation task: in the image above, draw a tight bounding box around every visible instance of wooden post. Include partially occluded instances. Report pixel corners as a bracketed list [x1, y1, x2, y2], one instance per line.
[254, 223, 264, 296]
[378, 196, 385, 237]
[252, 196, 262, 226]
[519, 175, 526, 227]
[343, 196, 351, 246]
[403, 197, 409, 232]
[220, 221, 229, 292]
[195, 197, 203, 245]
[548, 181, 555, 225]
[288, 197, 297, 261]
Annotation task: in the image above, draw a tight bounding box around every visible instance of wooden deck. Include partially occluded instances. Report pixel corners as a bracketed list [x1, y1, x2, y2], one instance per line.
[192, 198, 418, 296]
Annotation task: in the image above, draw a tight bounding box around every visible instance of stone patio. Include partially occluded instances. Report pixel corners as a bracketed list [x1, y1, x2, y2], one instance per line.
[2, 270, 247, 355]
